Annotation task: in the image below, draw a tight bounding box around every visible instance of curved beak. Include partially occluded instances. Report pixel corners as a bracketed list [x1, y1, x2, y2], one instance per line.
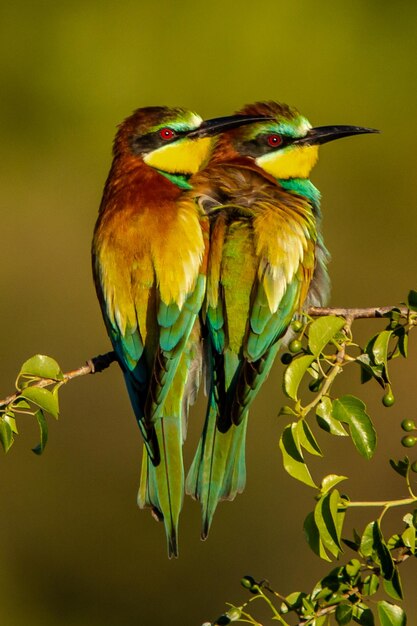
[294, 125, 379, 146]
[187, 114, 274, 139]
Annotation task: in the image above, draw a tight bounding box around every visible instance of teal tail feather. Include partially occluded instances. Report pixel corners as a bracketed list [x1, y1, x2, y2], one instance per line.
[186, 390, 248, 540]
[137, 324, 202, 557]
[138, 415, 183, 558]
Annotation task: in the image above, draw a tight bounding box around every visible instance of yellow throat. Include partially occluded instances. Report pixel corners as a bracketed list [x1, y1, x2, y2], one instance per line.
[256, 145, 319, 179]
[144, 136, 213, 174]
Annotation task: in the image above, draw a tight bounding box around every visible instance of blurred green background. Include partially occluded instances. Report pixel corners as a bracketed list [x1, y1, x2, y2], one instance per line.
[1, 1, 417, 624]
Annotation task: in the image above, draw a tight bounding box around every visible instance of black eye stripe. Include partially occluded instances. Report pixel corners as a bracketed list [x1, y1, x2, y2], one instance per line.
[237, 133, 292, 158]
[130, 128, 188, 155]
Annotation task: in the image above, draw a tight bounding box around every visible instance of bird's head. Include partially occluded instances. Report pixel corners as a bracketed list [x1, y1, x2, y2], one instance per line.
[213, 101, 378, 180]
[113, 106, 270, 182]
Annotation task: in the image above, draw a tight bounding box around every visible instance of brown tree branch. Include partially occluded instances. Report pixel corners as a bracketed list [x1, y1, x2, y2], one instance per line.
[306, 305, 410, 320]
[0, 304, 413, 411]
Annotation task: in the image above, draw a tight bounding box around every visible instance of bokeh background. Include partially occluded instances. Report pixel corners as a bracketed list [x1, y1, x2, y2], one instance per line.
[1, 2, 417, 624]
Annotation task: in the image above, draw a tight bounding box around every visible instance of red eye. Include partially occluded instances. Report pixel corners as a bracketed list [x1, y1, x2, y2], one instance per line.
[159, 127, 175, 140]
[267, 134, 282, 147]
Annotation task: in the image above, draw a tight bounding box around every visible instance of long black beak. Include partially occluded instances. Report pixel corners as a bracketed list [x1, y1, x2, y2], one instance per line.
[294, 125, 379, 146]
[187, 114, 274, 139]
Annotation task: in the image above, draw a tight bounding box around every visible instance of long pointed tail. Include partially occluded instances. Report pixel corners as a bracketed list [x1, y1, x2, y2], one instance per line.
[186, 393, 248, 539]
[138, 416, 183, 558]
[137, 325, 202, 557]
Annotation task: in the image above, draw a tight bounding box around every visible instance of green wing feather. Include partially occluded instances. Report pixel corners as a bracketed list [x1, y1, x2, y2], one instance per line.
[145, 275, 205, 422]
[228, 279, 303, 424]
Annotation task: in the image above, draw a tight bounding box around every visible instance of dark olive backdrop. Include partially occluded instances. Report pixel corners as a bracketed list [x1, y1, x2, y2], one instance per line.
[1, 2, 417, 624]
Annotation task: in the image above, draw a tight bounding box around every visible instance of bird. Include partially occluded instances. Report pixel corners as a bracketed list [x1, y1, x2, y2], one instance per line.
[91, 106, 268, 557]
[185, 101, 378, 538]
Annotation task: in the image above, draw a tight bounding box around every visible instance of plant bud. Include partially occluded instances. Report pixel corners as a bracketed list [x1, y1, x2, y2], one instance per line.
[382, 390, 395, 407]
[291, 320, 303, 332]
[401, 419, 416, 432]
[401, 435, 417, 448]
[289, 339, 302, 354]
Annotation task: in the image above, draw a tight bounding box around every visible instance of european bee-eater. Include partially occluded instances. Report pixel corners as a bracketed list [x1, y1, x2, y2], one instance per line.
[186, 101, 377, 538]
[92, 106, 268, 556]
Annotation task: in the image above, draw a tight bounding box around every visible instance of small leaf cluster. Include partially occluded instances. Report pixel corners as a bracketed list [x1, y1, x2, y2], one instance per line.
[0, 355, 63, 454]
[276, 306, 417, 573]
[279, 315, 381, 489]
[278, 303, 417, 487]
[208, 511, 417, 625]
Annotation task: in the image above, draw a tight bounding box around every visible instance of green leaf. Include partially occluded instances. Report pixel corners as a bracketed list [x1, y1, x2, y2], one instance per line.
[360, 522, 375, 558]
[345, 558, 361, 578]
[279, 423, 317, 487]
[352, 606, 375, 625]
[4, 414, 18, 434]
[283, 355, 315, 400]
[357, 353, 388, 388]
[314, 494, 339, 558]
[362, 573, 379, 596]
[308, 316, 346, 356]
[402, 512, 413, 526]
[336, 602, 352, 625]
[372, 330, 393, 365]
[335, 492, 347, 553]
[11, 398, 31, 410]
[303, 511, 331, 561]
[389, 457, 410, 478]
[314, 489, 344, 558]
[279, 405, 298, 416]
[320, 474, 348, 494]
[284, 592, 306, 609]
[387, 534, 402, 551]
[316, 396, 348, 436]
[343, 538, 360, 552]
[343, 528, 362, 552]
[377, 601, 406, 626]
[311, 583, 333, 603]
[0, 418, 14, 452]
[373, 521, 394, 580]
[383, 569, 403, 601]
[301, 596, 314, 613]
[19, 354, 64, 381]
[21, 387, 59, 418]
[32, 409, 48, 455]
[394, 326, 408, 358]
[401, 525, 415, 552]
[332, 395, 376, 459]
[407, 289, 417, 312]
[296, 420, 322, 456]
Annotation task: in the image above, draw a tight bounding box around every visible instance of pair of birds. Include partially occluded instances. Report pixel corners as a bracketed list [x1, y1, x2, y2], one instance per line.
[92, 101, 376, 557]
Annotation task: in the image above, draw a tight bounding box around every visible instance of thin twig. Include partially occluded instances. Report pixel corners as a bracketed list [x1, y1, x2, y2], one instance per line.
[0, 351, 117, 408]
[345, 497, 417, 509]
[306, 305, 409, 319]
